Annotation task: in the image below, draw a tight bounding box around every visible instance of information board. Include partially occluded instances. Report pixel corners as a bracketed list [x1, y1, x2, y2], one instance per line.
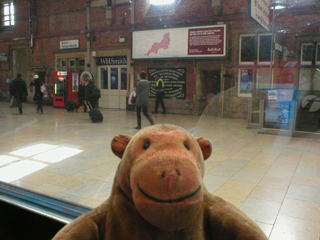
[264, 89, 296, 129]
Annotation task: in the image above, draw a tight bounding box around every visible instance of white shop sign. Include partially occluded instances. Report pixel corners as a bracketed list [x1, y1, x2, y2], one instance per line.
[0, 53, 8, 61]
[60, 39, 79, 50]
[249, 0, 270, 31]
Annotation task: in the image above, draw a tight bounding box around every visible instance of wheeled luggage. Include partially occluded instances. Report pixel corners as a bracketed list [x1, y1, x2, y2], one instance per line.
[66, 101, 77, 112]
[84, 100, 103, 123]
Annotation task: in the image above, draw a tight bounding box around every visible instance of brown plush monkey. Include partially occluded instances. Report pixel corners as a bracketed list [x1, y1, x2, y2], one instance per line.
[53, 124, 268, 240]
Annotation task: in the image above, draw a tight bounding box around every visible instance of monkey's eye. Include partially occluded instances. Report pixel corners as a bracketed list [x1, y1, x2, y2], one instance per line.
[143, 141, 150, 150]
[184, 142, 190, 150]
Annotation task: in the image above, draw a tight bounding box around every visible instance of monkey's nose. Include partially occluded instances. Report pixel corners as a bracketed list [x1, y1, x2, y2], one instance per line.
[161, 169, 181, 191]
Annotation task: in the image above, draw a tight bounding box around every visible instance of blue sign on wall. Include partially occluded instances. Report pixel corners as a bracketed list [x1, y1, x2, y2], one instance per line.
[264, 89, 296, 130]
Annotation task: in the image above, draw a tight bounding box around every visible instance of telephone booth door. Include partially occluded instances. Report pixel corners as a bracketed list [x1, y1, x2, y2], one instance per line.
[53, 71, 67, 108]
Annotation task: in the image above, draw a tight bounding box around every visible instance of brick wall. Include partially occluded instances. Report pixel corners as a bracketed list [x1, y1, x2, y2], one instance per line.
[0, 0, 318, 117]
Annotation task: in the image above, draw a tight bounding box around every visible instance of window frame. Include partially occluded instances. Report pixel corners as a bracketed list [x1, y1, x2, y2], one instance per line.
[300, 43, 314, 66]
[256, 68, 273, 89]
[239, 34, 273, 65]
[2, 2, 15, 27]
[257, 34, 272, 65]
[239, 34, 256, 65]
[299, 68, 312, 90]
[59, 59, 67, 69]
[316, 43, 320, 65]
[68, 59, 76, 69]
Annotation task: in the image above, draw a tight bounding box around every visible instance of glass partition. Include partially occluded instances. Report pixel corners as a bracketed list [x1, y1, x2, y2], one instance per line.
[110, 68, 118, 90]
[1, 1, 320, 239]
[54, 77, 65, 97]
[100, 68, 108, 89]
[71, 72, 79, 92]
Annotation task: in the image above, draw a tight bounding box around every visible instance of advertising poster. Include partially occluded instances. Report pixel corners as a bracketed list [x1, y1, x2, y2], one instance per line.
[238, 69, 253, 97]
[264, 89, 296, 129]
[132, 25, 226, 59]
[265, 101, 290, 126]
[148, 68, 186, 99]
[268, 90, 277, 100]
[188, 27, 225, 55]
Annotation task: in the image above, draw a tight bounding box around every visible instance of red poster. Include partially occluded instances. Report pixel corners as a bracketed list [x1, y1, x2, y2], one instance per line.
[188, 27, 225, 55]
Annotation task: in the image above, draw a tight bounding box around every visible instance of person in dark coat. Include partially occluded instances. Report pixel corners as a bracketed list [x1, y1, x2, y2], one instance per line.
[76, 79, 87, 112]
[9, 73, 28, 115]
[30, 74, 44, 113]
[152, 75, 166, 114]
[85, 79, 99, 109]
[135, 71, 154, 129]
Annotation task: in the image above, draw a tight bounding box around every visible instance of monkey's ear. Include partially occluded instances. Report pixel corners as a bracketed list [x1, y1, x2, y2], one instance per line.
[196, 137, 212, 160]
[111, 134, 132, 159]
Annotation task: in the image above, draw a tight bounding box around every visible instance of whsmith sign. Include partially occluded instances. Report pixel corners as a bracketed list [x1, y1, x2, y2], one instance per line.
[96, 56, 127, 65]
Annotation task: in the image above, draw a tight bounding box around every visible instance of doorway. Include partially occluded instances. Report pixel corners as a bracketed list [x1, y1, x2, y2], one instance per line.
[98, 66, 128, 109]
[200, 70, 221, 115]
[12, 48, 28, 81]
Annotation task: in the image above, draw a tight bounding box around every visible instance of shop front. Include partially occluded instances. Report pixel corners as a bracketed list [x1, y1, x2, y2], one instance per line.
[95, 55, 130, 110]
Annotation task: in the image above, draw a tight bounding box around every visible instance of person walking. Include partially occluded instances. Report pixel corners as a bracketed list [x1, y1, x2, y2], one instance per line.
[9, 73, 28, 115]
[152, 75, 166, 114]
[30, 74, 44, 113]
[76, 79, 87, 112]
[135, 71, 154, 129]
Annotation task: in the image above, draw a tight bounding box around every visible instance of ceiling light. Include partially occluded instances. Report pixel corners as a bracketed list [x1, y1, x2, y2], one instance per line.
[270, 0, 288, 9]
[150, 0, 174, 5]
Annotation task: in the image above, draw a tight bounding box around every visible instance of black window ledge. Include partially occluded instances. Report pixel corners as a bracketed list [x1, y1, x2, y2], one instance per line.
[0, 181, 92, 224]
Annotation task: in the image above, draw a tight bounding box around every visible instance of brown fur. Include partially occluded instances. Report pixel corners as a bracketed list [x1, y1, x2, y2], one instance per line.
[53, 124, 268, 240]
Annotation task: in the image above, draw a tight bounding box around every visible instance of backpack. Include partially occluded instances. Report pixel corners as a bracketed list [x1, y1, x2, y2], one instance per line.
[93, 85, 101, 99]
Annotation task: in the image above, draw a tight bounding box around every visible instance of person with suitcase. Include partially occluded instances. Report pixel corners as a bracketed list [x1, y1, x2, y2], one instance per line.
[85, 78, 103, 123]
[85, 78, 100, 109]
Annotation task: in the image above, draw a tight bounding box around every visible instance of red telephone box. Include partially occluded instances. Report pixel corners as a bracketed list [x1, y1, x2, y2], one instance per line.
[53, 71, 80, 108]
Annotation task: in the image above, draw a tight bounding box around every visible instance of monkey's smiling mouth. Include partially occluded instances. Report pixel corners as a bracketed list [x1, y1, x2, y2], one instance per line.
[137, 183, 201, 203]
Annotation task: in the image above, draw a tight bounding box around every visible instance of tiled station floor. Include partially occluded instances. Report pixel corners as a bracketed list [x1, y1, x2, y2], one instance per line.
[1, 101, 320, 239]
